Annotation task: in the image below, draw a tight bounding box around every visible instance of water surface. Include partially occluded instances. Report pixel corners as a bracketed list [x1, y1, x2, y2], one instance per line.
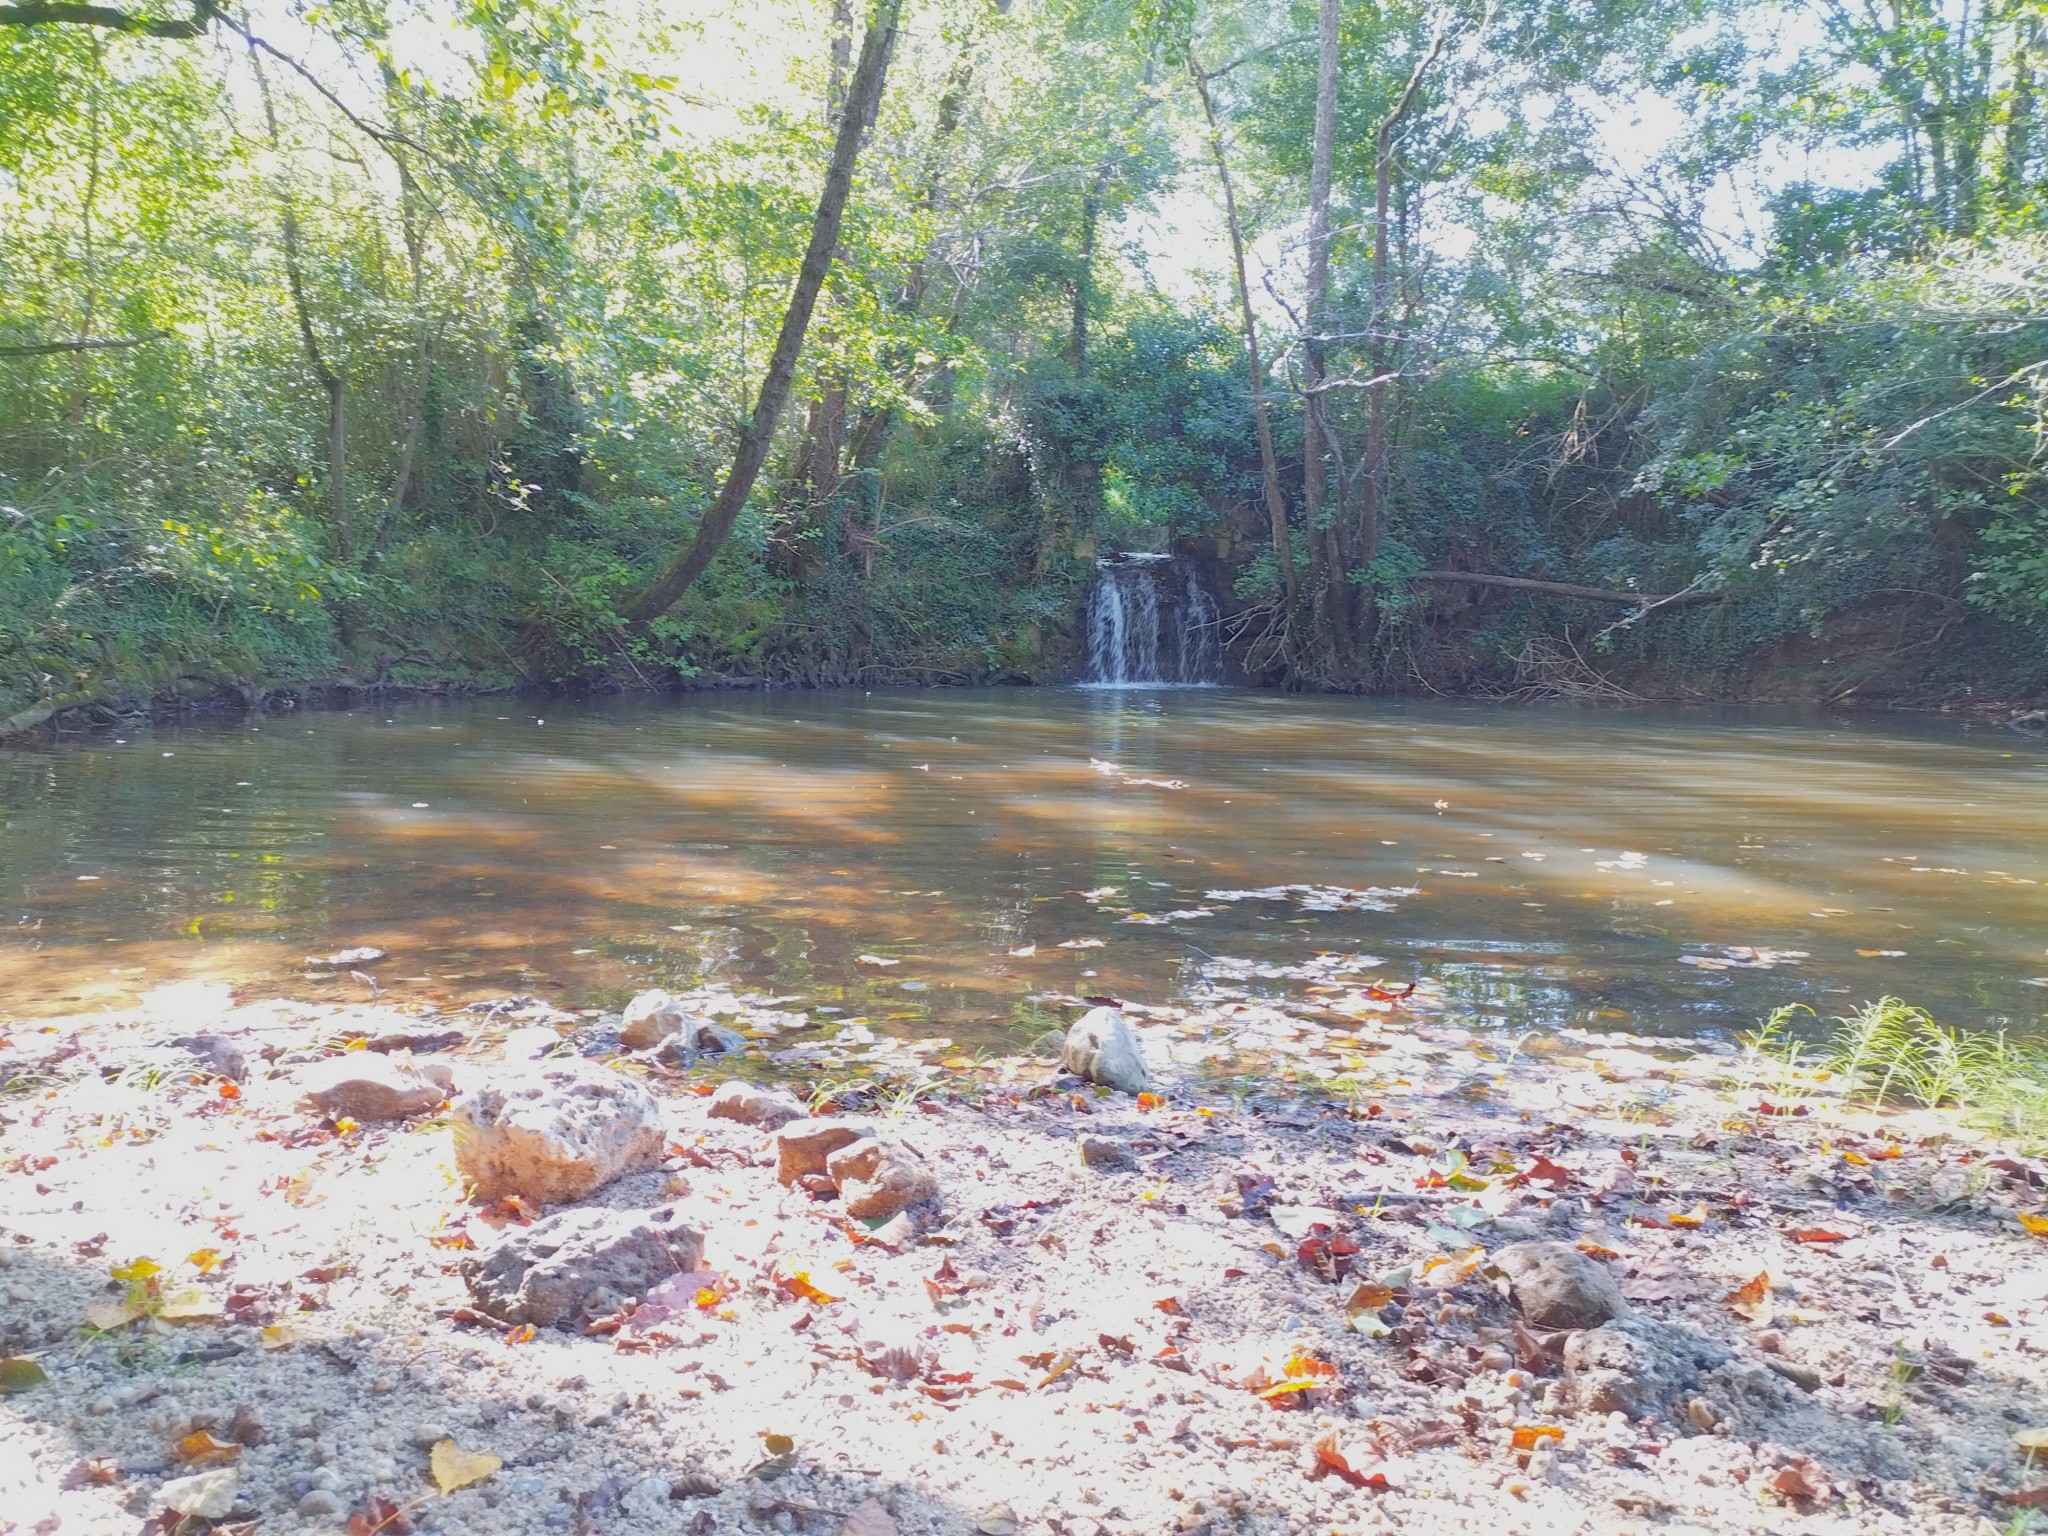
[4, 690, 2044, 1044]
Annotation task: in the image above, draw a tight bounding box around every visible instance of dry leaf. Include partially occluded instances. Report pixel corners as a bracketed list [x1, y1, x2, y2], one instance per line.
[156, 1287, 222, 1322]
[186, 1248, 225, 1275]
[1723, 1270, 1772, 1325]
[1786, 1227, 1849, 1244]
[2018, 1211, 2048, 1236]
[1037, 1351, 1076, 1388]
[762, 1434, 795, 1457]
[1769, 1459, 1830, 1502]
[1308, 1430, 1396, 1489]
[428, 1440, 501, 1493]
[2015, 1427, 2048, 1452]
[175, 1430, 242, 1467]
[0, 1357, 48, 1393]
[1666, 1202, 1709, 1228]
[2006, 1486, 2048, 1509]
[782, 1271, 841, 1305]
[1510, 1425, 1565, 1452]
[83, 1298, 142, 1331]
[258, 1323, 299, 1351]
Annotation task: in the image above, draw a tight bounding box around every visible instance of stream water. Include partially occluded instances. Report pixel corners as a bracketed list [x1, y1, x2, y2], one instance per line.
[3, 690, 2045, 1045]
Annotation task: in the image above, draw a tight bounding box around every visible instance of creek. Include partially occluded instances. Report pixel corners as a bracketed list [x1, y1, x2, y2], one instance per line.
[2, 690, 2044, 1044]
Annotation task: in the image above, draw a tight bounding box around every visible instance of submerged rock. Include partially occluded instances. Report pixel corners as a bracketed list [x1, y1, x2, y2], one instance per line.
[1490, 1241, 1630, 1331]
[295, 1053, 445, 1121]
[707, 1080, 807, 1129]
[827, 1137, 938, 1219]
[452, 1060, 665, 1203]
[1061, 1006, 1151, 1094]
[460, 1205, 703, 1327]
[774, 1118, 872, 1185]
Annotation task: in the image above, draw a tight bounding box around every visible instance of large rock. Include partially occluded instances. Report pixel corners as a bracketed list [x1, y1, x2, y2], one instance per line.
[827, 1137, 938, 1219]
[1563, 1316, 1731, 1419]
[774, 1118, 872, 1185]
[619, 990, 695, 1051]
[460, 1205, 703, 1327]
[1078, 1134, 1140, 1172]
[1490, 1241, 1630, 1331]
[1061, 1006, 1151, 1094]
[295, 1053, 445, 1121]
[452, 1061, 665, 1203]
[708, 1080, 807, 1129]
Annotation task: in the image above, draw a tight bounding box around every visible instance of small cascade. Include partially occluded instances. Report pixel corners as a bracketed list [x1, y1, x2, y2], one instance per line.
[1080, 555, 1223, 686]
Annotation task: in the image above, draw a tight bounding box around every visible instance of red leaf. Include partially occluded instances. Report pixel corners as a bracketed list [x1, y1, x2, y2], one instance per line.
[1785, 1228, 1849, 1244]
[2005, 1487, 2048, 1509]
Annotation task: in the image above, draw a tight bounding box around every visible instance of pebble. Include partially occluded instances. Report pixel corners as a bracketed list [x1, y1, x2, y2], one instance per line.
[298, 1490, 346, 1518]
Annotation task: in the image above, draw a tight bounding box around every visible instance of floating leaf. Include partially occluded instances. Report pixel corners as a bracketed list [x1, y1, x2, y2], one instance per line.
[0, 1357, 47, 1393]
[428, 1440, 500, 1493]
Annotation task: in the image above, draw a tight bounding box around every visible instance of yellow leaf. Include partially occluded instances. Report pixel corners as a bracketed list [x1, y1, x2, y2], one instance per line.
[429, 1440, 502, 1493]
[110, 1257, 160, 1284]
[1510, 1424, 1565, 1451]
[258, 1323, 298, 1351]
[1667, 1203, 1709, 1229]
[761, 1433, 795, 1457]
[2018, 1211, 2048, 1237]
[1037, 1351, 1076, 1388]
[176, 1430, 241, 1467]
[1722, 1270, 1772, 1325]
[83, 1299, 142, 1331]
[156, 1288, 222, 1322]
[187, 1248, 224, 1275]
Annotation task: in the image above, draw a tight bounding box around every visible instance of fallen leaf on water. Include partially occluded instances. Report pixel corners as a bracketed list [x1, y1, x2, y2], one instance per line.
[175, 1430, 242, 1467]
[839, 1497, 899, 1536]
[2018, 1211, 2048, 1237]
[1723, 1270, 1772, 1325]
[428, 1440, 500, 1494]
[0, 1357, 48, 1392]
[854, 955, 900, 967]
[1510, 1425, 1565, 1452]
[1786, 1227, 1849, 1244]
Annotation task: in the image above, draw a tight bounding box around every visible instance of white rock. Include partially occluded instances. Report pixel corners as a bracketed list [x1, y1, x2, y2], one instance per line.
[619, 990, 690, 1051]
[451, 1060, 665, 1203]
[157, 1468, 238, 1518]
[501, 1025, 566, 1062]
[707, 1080, 807, 1128]
[1061, 1007, 1151, 1094]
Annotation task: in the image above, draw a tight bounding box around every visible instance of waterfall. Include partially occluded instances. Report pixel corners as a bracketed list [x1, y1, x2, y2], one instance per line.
[1080, 556, 1223, 686]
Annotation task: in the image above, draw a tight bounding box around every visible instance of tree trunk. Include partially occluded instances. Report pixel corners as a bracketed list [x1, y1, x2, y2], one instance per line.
[1301, 0, 1348, 652]
[626, 0, 902, 624]
[1190, 52, 1294, 607]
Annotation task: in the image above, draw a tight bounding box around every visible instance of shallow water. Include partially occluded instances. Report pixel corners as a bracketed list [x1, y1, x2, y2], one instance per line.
[3, 690, 2045, 1044]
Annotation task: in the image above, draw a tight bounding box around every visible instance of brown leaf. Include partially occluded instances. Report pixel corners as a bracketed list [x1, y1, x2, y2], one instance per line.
[1785, 1227, 1849, 1244]
[174, 1430, 242, 1467]
[1769, 1459, 1830, 1503]
[2005, 1487, 2048, 1509]
[839, 1497, 900, 1536]
[345, 1495, 414, 1536]
[1723, 1270, 1772, 1325]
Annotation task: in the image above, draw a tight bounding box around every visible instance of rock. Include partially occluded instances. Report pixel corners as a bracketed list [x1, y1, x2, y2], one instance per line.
[164, 1033, 248, 1083]
[1562, 1316, 1731, 1419]
[157, 1468, 238, 1518]
[1078, 1135, 1140, 1171]
[619, 991, 694, 1051]
[501, 1025, 568, 1062]
[774, 1118, 872, 1184]
[1490, 1241, 1630, 1330]
[460, 1205, 703, 1327]
[1764, 1357, 1822, 1392]
[1061, 1006, 1151, 1094]
[366, 1027, 465, 1054]
[826, 1137, 938, 1220]
[451, 1061, 665, 1203]
[305, 946, 387, 970]
[839, 1497, 900, 1536]
[295, 1053, 445, 1121]
[708, 1080, 807, 1129]
[298, 1489, 346, 1518]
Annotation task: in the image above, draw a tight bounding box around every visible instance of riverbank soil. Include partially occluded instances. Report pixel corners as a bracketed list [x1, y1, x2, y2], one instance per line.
[1, 981, 2044, 1536]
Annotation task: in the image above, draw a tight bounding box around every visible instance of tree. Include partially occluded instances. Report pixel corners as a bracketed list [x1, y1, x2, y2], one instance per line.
[625, 0, 904, 623]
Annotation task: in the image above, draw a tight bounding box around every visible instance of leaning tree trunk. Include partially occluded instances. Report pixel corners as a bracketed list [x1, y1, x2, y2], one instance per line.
[626, 0, 902, 623]
[1191, 51, 1294, 608]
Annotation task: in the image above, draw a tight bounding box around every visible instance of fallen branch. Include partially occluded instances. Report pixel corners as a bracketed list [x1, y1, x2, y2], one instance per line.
[1414, 571, 1721, 610]
[0, 329, 171, 357]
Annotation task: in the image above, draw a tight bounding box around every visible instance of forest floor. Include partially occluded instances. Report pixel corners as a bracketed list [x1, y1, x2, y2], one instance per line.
[1, 972, 2045, 1536]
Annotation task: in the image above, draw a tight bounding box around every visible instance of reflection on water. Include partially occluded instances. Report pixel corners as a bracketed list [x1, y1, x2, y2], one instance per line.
[2, 691, 2045, 1044]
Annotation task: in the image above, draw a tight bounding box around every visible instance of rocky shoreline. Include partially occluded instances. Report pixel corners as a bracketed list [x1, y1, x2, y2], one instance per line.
[1, 977, 2044, 1536]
